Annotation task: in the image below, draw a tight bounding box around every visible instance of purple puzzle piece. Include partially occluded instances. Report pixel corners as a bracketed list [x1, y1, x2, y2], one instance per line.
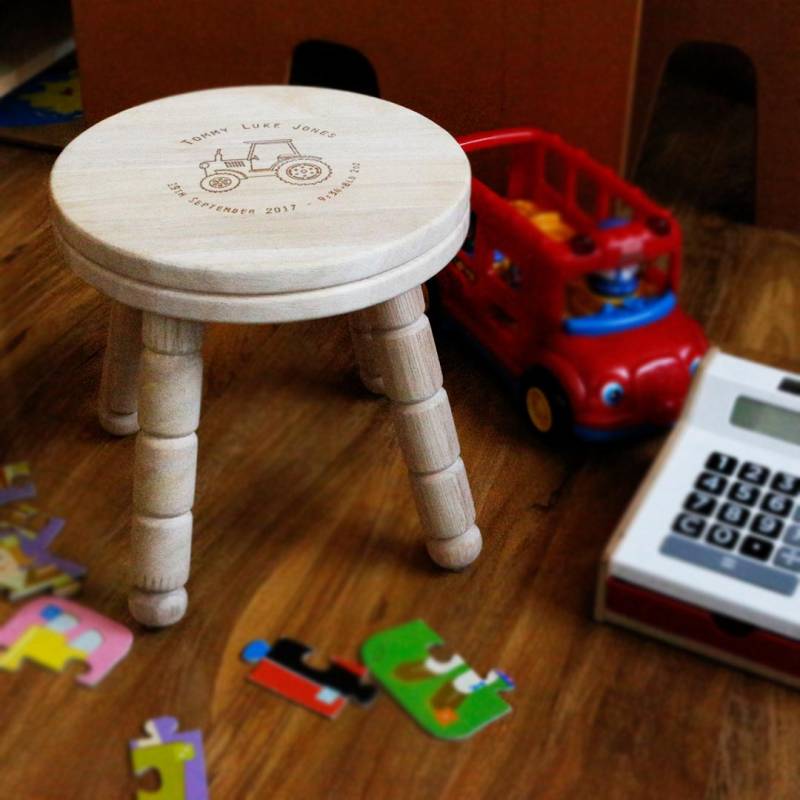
[131, 717, 208, 800]
[0, 514, 64, 556]
[0, 512, 85, 599]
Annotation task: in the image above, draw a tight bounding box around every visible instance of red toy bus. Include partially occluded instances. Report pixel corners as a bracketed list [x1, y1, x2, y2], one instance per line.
[432, 128, 708, 440]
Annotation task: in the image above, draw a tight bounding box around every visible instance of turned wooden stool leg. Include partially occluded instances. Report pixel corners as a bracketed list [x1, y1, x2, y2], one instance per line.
[369, 286, 482, 569]
[348, 311, 384, 394]
[128, 313, 204, 627]
[98, 301, 142, 436]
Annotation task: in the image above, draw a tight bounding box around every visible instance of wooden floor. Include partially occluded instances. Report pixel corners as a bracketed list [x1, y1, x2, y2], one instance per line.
[1, 139, 799, 800]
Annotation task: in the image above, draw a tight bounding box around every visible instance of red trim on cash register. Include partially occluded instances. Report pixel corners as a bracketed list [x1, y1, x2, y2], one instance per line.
[605, 577, 800, 679]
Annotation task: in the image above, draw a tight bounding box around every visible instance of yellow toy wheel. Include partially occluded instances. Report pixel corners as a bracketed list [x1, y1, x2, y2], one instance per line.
[525, 386, 553, 433]
[521, 370, 572, 440]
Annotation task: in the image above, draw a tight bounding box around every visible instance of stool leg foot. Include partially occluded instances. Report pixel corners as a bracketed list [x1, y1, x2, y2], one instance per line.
[348, 311, 384, 395]
[369, 286, 482, 569]
[129, 313, 204, 627]
[99, 302, 142, 436]
[129, 587, 188, 628]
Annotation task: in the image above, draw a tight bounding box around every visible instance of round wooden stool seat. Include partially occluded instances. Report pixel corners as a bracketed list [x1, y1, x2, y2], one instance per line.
[50, 85, 470, 322]
[50, 86, 482, 628]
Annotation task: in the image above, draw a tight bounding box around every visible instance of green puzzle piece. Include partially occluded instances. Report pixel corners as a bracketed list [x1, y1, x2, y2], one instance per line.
[131, 741, 194, 800]
[361, 620, 514, 741]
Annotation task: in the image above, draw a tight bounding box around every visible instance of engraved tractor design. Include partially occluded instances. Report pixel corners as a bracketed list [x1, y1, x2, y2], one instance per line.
[199, 139, 332, 192]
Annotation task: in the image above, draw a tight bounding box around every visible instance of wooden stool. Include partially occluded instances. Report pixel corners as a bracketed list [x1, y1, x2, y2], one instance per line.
[49, 86, 482, 627]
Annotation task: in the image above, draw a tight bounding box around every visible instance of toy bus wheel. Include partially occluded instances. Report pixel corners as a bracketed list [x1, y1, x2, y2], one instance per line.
[521, 371, 571, 439]
[200, 173, 240, 192]
[276, 159, 332, 185]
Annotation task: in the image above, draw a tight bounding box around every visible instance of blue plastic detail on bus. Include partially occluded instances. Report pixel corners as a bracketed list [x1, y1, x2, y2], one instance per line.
[597, 217, 629, 230]
[564, 291, 677, 336]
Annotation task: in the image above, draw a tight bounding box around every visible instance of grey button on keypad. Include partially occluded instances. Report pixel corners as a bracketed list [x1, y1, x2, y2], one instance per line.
[785, 524, 800, 546]
[661, 535, 799, 595]
[774, 547, 800, 573]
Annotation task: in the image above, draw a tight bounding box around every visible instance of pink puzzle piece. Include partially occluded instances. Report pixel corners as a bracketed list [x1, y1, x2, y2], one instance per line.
[0, 597, 133, 686]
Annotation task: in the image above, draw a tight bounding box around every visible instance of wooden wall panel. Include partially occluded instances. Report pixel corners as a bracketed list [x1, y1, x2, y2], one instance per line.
[631, 0, 800, 231]
[70, 0, 641, 173]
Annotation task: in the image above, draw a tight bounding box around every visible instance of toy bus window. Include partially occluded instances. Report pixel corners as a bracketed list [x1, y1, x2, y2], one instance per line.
[544, 149, 567, 193]
[462, 211, 477, 256]
[576, 172, 598, 217]
[491, 249, 523, 289]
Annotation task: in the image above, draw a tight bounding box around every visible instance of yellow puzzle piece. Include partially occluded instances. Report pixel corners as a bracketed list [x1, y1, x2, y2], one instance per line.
[131, 742, 194, 800]
[0, 625, 87, 672]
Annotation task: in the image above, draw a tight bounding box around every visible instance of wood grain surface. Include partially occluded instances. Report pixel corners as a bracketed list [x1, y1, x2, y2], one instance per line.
[1, 141, 799, 799]
[54, 214, 470, 324]
[50, 86, 470, 296]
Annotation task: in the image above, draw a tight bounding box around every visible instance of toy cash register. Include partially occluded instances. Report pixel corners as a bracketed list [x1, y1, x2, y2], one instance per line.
[597, 348, 800, 687]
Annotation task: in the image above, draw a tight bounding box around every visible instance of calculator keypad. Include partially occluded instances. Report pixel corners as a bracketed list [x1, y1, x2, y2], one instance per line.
[774, 547, 800, 573]
[718, 502, 750, 527]
[661, 451, 800, 595]
[771, 473, 800, 497]
[706, 452, 738, 475]
[695, 472, 727, 495]
[672, 513, 705, 538]
[785, 525, 800, 546]
[706, 524, 738, 550]
[738, 462, 770, 486]
[761, 493, 792, 517]
[728, 482, 759, 506]
[751, 513, 783, 539]
[740, 537, 773, 561]
[684, 491, 717, 516]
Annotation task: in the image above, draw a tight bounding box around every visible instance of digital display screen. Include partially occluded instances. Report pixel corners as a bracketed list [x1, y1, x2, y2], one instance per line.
[731, 396, 800, 446]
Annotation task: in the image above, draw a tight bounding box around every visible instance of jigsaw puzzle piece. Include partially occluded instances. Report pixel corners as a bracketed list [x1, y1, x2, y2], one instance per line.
[0, 504, 85, 602]
[131, 717, 208, 800]
[135, 716, 182, 745]
[361, 620, 514, 740]
[0, 542, 28, 596]
[0, 503, 64, 553]
[0, 462, 35, 505]
[0, 624, 85, 672]
[241, 637, 376, 717]
[267, 638, 377, 705]
[10, 559, 84, 602]
[131, 741, 193, 800]
[0, 597, 133, 686]
[246, 653, 348, 718]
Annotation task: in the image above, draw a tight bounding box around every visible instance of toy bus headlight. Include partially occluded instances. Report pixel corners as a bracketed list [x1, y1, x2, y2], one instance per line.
[689, 356, 702, 375]
[601, 381, 625, 406]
